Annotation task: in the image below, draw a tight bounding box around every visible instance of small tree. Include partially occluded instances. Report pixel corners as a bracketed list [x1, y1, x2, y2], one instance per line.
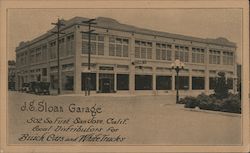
[214, 72, 229, 99]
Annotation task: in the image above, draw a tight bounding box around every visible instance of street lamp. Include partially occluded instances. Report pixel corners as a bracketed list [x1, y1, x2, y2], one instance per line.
[171, 59, 184, 103]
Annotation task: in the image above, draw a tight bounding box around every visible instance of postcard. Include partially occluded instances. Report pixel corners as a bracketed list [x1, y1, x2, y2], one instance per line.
[0, 0, 249, 152]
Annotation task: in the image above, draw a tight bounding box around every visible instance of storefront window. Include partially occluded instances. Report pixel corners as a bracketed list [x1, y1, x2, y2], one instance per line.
[62, 73, 74, 90]
[117, 74, 129, 90]
[156, 76, 172, 90]
[135, 75, 152, 90]
[175, 76, 189, 90]
[192, 77, 205, 90]
[81, 73, 96, 91]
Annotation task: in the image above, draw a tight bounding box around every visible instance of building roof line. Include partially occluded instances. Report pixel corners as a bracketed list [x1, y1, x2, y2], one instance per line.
[16, 16, 237, 51]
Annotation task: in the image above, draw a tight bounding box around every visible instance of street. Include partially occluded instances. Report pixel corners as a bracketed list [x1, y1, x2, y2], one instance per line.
[8, 91, 241, 145]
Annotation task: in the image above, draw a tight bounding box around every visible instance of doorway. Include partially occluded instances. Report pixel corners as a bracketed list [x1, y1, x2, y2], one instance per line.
[99, 73, 114, 93]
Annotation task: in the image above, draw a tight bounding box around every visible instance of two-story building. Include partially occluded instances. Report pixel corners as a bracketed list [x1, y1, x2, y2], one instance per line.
[15, 16, 237, 95]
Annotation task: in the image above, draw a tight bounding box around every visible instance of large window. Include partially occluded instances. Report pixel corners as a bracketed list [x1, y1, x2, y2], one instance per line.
[192, 47, 205, 63]
[175, 76, 189, 90]
[109, 36, 129, 57]
[36, 47, 42, 62]
[59, 38, 65, 57]
[81, 73, 96, 90]
[66, 34, 74, 56]
[223, 51, 234, 65]
[135, 75, 152, 90]
[41, 45, 47, 61]
[117, 74, 129, 90]
[209, 50, 220, 64]
[49, 41, 57, 59]
[135, 40, 152, 59]
[30, 49, 36, 63]
[156, 43, 172, 61]
[62, 74, 74, 90]
[82, 34, 104, 55]
[209, 77, 216, 90]
[175, 45, 189, 62]
[156, 76, 172, 90]
[192, 77, 205, 90]
[50, 75, 58, 89]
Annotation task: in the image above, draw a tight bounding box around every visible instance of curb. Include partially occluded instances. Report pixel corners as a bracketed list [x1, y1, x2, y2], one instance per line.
[181, 106, 241, 117]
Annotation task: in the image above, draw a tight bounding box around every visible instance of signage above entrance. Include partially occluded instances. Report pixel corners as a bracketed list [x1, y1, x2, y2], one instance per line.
[132, 60, 147, 65]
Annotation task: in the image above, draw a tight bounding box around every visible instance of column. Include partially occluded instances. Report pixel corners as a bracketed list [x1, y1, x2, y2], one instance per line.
[172, 72, 175, 91]
[96, 71, 99, 92]
[205, 46, 210, 94]
[189, 69, 192, 91]
[74, 27, 82, 94]
[129, 36, 135, 94]
[114, 68, 117, 92]
[153, 67, 156, 95]
[171, 43, 175, 61]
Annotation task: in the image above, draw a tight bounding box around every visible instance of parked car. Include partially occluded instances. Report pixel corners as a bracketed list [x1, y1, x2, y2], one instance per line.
[38, 82, 50, 95]
[28, 81, 50, 95]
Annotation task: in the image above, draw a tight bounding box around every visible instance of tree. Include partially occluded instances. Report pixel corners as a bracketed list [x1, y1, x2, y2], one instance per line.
[214, 72, 229, 99]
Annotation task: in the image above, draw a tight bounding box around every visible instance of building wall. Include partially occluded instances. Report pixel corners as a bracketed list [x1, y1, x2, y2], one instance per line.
[15, 21, 237, 95]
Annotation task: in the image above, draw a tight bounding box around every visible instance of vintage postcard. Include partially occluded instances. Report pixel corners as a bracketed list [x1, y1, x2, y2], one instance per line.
[0, 0, 249, 152]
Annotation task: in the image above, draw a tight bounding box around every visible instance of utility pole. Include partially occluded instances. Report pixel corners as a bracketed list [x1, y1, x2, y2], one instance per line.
[51, 18, 65, 95]
[81, 18, 97, 96]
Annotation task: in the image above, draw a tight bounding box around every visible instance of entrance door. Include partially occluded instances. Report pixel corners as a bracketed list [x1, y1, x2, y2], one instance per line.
[99, 73, 114, 93]
[101, 78, 111, 93]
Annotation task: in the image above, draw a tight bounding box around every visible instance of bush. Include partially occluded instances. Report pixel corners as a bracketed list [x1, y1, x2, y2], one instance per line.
[178, 92, 241, 114]
[221, 94, 241, 113]
[183, 96, 199, 108]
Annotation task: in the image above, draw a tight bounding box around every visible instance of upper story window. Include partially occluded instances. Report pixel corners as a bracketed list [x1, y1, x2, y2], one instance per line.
[66, 34, 74, 56]
[175, 45, 189, 62]
[156, 43, 172, 61]
[49, 41, 57, 59]
[82, 33, 104, 56]
[192, 47, 205, 64]
[109, 36, 129, 57]
[30, 49, 36, 63]
[209, 49, 220, 64]
[36, 47, 42, 62]
[59, 38, 65, 57]
[41, 45, 47, 61]
[223, 51, 233, 65]
[135, 40, 152, 59]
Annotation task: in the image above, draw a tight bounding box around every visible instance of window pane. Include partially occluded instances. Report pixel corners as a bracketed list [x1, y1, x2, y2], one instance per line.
[82, 41, 88, 54]
[90, 42, 96, 54]
[81, 73, 96, 90]
[156, 76, 172, 90]
[109, 44, 115, 56]
[98, 43, 104, 55]
[116, 44, 122, 57]
[135, 75, 152, 90]
[141, 47, 146, 59]
[192, 77, 205, 90]
[175, 76, 189, 90]
[117, 74, 129, 90]
[123, 45, 128, 57]
[135, 47, 140, 58]
[147, 48, 152, 59]
[156, 49, 161, 60]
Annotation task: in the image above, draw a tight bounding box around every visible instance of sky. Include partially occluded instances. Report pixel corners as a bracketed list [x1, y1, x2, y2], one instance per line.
[7, 8, 242, 63]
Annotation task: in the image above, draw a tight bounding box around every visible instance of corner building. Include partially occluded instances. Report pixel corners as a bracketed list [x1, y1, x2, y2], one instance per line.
[15, 17, 237, 95]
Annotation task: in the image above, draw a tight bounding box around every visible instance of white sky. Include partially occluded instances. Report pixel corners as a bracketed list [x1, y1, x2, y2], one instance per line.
[7, 8, 242, 63]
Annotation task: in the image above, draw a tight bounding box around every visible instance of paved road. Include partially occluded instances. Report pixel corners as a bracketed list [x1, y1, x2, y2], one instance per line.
[8, 91, 241, 145]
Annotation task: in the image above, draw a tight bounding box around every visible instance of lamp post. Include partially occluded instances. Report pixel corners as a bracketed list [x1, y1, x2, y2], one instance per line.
[171, 59, 184, 103]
